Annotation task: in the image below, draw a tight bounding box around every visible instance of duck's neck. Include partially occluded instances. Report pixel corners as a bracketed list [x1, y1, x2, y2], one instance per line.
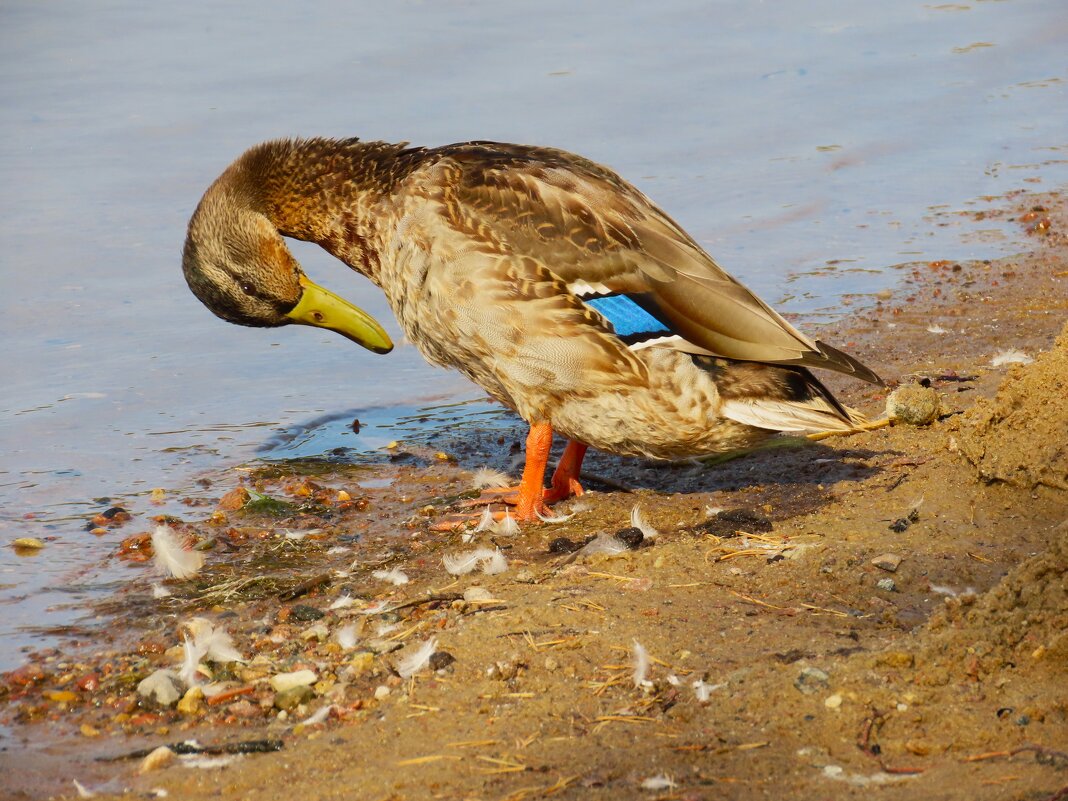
[225, 137, 426, 284]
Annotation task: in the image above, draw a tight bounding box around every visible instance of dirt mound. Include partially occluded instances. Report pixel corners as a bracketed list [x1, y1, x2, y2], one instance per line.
[923, 524, 1068, 684]
[957, 323, 1068, 490]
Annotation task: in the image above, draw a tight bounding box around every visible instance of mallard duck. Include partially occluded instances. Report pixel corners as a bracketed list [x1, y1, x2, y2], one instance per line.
[183, 138, 881, 521]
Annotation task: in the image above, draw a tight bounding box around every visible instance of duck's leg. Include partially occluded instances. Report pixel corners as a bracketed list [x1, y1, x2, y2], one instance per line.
[512, 421, 554, 520]
[434, 423, 580, 530]
[431, 422, 551, 529]
[543, 440, 587, 504]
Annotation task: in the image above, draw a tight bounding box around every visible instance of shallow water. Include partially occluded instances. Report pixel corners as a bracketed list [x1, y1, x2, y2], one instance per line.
[1, 0, 1066, 669]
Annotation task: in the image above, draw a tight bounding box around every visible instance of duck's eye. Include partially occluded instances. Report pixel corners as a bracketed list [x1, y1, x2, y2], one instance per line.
[239, 281, 255, 296]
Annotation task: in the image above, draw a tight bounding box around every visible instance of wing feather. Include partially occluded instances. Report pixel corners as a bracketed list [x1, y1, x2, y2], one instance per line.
[429, 142, 881, 384]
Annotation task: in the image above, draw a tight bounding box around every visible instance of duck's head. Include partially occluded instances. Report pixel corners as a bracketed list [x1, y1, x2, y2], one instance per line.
[181, 180, 393, 354]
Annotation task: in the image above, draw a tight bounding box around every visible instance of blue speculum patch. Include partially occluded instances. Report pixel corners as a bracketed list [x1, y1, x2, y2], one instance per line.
[584, 294, 671, 338]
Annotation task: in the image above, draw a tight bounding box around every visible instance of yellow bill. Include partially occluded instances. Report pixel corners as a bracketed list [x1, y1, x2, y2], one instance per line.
[286, 275, 393, 354]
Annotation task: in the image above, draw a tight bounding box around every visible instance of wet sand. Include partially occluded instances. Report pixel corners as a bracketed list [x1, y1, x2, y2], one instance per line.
[2, 190, 1066, 800]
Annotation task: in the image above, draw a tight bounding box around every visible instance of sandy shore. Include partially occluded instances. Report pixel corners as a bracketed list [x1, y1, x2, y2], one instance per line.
[2, 190, 1066, 801]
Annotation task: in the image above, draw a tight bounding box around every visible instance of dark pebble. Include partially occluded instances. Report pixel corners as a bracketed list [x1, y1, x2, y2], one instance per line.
[429, 651, 456, 671]
[615, 527, 644, 550]
[548, 537, 582, 554]
[889, 517, 911, 533]
[101, 506, 128, 519]
[289, 604, 325, 622]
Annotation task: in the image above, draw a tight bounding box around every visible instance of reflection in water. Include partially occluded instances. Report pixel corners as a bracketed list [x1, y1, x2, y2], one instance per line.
[1, 0, 1067, 667]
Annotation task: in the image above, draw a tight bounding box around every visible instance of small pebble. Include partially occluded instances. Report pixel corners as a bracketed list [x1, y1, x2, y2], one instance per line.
[795, 666, 830, 694]
[824, 693, 843, 709]
[548, 537, 582, 554]
[374, 685, 390, 700]
[270, 669, 317, 692]
[876, 577, 897, 592]
[871, 553, 903, 572]
[12, 537, 45, 550]
[615, 527, 644, 550]
[274, 685, 313, 711]
[139, 746, 175, 774]
[462, 587, 494, 602]
[429, 651, 456, 671]
[176, 686, 205, 717]
[289, 604, 325, 622]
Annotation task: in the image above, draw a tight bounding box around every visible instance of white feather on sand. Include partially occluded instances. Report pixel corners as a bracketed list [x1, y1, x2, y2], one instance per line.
[640, 775, 676, 791]
[991, 348, 1033, 367]
[397, 637, 438, 678]
[495, 508, 519, 536]
[151, 525, 204, 579]
[578, 534, 628, 557]
[470, 467, 512, 490]
[474, 505, 496, 532]
[335, 623, 359, 651]
[371, 568, 410, 586]
[632, 640, 650, 687]
[329, 594, 355, 610]
[183, 618, 244, 664]
[178, 638, 207, 687]
[631, 505, 660, 540]
[442, 547, 508, 576]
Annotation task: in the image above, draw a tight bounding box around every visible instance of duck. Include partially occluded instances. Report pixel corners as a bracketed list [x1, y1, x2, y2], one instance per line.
[182, 137, 881, 522]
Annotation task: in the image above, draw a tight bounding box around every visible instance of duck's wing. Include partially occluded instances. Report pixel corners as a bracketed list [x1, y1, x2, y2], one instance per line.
[438, 142, 881, 385]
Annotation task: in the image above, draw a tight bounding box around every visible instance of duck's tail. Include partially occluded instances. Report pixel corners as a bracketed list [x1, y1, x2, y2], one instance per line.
[707, 360, 866, 433]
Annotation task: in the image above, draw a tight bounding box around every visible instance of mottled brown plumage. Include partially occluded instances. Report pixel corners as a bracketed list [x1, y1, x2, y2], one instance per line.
[183, 137, 881, 519]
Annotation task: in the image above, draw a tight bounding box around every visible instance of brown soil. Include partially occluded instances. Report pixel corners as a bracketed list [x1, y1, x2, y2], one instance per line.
[2, 191, 1066, 801]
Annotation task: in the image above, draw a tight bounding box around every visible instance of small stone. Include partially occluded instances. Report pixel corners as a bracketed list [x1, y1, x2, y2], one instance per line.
[548, 537, 582, 554]
[80, 723, 101, 737]
[795, 666, 830, 695]
[374, 685, 391, 700]
[876, 578, 897, 592]
[876, 651, 915, 669]
[237, 665, 270, 683]
[274, 685, 313, 711]
[824, 693, 843, 709]
[270, 669, 318, 693]
[905, 740, 932, 756]
[429, 651, 456, 671]
[289, 604, 325, 622]
[462, 587, 494, 602]
[871, 553, 903, 572]
[12, 537, 45, 550]
[217, 486, 250, 511]
[616, 527, 644, 549]
[348, 652, 375, 676]
[487, 660, 522, 681]
[176, 686, 205, 717]
[544, 656, 559, 671]
[300, 622, 329, 642]
[139, 745, 175, 773]
[886, 384, 942, 426]
[44, 690, 77, 703]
